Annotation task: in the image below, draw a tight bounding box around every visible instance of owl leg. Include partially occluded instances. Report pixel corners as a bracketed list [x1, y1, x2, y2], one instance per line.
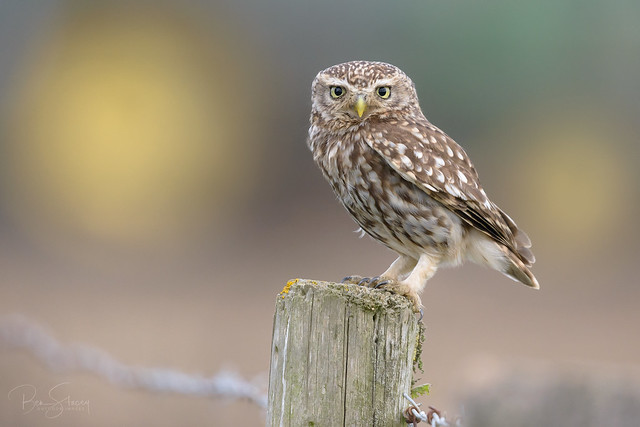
[400, 253, 439, 293]
[375, 253, 439, 312]
[380, 255, 418, 281]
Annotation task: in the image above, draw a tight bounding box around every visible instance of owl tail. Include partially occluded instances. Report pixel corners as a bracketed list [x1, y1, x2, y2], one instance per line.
[500, 246, 540, 289]
[496, 209, 539, 288]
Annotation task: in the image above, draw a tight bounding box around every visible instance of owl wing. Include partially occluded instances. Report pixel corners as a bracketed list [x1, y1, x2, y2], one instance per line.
[365, 118, 534, 266]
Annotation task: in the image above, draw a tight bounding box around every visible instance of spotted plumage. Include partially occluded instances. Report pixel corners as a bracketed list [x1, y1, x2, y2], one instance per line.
[308, 61, 538, 311]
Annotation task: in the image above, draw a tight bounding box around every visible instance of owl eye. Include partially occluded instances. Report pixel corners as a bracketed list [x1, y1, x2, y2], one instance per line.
[330, 86, 345, 98]
[376, 86, 391, 99]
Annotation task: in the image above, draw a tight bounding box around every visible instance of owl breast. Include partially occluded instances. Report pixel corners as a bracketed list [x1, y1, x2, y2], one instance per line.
[311, 126, 465, 262]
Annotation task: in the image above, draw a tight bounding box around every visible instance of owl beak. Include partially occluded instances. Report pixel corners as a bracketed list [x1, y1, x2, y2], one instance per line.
[354, 95, 367, 118]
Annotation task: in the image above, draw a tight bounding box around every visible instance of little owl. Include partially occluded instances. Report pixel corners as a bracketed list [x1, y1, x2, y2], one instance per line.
[308, 61, 538, 311]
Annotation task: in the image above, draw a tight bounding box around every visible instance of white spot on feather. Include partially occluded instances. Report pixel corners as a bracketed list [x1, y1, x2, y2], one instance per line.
[436, 170, 445, 183]
[400, 155, 413, 168]
[446, 146, 454, 157]
[457, 170, 468, 183]
[414, 150, 423, 159]
[445, 183, 464, 199]
[433, 156, 445, 167]
[328, 144, 339, 159]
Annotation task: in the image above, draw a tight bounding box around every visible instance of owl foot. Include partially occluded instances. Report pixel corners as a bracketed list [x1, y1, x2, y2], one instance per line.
[341, 275, 365, 285]
[341, 275, 422, 313]
[373, 280, 422, 313]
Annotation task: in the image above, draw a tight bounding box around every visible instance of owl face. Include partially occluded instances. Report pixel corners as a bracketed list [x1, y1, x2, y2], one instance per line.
[311, 61, 419, 124]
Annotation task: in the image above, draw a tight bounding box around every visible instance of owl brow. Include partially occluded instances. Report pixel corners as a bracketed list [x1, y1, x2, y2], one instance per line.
[323, 77, 348, 87]
[373, 78, 396, 87]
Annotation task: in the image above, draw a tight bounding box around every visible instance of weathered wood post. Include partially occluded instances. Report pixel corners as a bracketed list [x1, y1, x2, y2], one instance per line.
[267, 279, 422, 426]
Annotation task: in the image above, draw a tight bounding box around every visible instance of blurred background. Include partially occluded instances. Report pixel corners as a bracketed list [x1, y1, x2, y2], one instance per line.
[0, 0, 639, 425]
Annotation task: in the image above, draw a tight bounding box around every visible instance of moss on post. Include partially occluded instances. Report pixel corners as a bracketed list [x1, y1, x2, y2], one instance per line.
[267, 279, 422, 426]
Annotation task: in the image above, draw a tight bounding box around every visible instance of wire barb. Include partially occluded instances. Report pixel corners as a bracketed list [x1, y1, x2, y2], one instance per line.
[426, 406, 450, 426]
[403, 392, 428, 425]
[403, 393, 456, 426]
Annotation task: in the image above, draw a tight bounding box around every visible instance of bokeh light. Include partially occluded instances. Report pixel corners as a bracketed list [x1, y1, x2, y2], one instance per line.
[1, 6, 263, 246]
[503, 107, 635, 255]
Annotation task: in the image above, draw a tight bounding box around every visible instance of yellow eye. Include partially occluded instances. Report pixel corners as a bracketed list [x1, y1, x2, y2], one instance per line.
[330, 86, 345, 98]
[376, 86, 391, 99]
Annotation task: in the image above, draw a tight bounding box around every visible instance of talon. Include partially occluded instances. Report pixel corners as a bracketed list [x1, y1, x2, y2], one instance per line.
[341, 275, 364, 285]
[358, 277, 372, 286]
[374, 280, 389, 289]
[418, 308, 424, 321]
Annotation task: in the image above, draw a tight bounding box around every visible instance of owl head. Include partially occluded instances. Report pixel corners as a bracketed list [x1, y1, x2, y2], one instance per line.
[311, 61, 420, 125]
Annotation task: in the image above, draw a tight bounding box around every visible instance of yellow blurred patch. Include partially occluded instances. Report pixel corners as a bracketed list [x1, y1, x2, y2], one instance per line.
[504, 110, 633, 253]
[1, 7, 262, 246]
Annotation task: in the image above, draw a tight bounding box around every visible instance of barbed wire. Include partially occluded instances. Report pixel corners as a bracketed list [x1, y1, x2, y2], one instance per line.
[2, 313, 467, 424]
[403, 393, 462, 426]
[0, 314, 268, 409]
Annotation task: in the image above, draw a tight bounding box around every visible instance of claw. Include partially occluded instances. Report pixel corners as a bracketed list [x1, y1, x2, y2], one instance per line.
[358, 277, 372, 286]
[418, 308, 424, 321]
[373, 280, 389, 289]
[342, 275, 364, 285]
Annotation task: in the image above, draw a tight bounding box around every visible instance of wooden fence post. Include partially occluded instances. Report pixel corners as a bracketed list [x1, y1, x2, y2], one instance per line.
[267, 279, 422, 426]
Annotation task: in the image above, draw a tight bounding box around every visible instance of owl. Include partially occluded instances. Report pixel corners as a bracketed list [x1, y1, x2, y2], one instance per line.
[307, 61, 538, 311]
